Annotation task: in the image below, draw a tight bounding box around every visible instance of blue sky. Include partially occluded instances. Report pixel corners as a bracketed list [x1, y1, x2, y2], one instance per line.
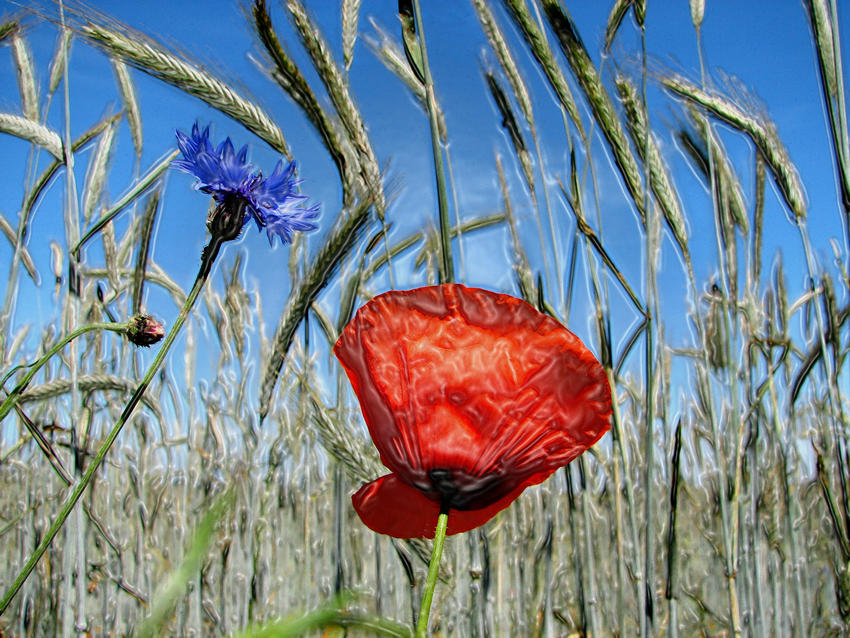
[0, 1, 846, 376]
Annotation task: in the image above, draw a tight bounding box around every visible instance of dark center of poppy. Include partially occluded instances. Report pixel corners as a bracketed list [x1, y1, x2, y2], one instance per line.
[425, 468, 515, 511]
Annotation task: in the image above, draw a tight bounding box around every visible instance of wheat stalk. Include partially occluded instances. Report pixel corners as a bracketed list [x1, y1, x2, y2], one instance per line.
[47, 26, 72, 95]
[82, 22, 290, 156]
[542, 0, 647, 224]
[0, 113, 63, 159]
[259, 198, 373, 420]
[683, 104, 749, 233]
[663, 74, 807, 219]
[341, 0, 363, 72]
[501, 0, 585, 140]
[252, 0, 357, 203]
[604, 0, 636, 50]
[473, 0, 533, 128]
[286, 0, 385, 215]
[19, 374, 161, 418]
[11, 32, 38, 121]
[616, 74, 689, 260]
[110, 58, 143, 158]
[82, 120, 117, 224]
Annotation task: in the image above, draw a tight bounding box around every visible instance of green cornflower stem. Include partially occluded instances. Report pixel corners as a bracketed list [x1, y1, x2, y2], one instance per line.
[411, 0, 454, 284]
[0, 321, 128, 421]
[0, 233, 225, 615]
[415, 508, 449, 638]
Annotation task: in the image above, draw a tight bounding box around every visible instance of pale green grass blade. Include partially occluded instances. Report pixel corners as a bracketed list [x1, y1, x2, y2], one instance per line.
[135, 489, 235, 638]
[74, 148, 178, 256]
[132, 187, 162, 315]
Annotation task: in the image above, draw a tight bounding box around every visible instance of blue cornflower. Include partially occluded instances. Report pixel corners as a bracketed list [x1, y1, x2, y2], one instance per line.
[173, 123, 319, 246]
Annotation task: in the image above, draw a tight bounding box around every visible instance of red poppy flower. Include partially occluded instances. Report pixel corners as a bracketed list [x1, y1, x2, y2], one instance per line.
[334, 284, 611, 539]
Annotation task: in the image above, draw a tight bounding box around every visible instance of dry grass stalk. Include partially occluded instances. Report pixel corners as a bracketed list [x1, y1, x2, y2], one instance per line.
[82, 120, 117, 224]
[472, 0, 533, 128]
[542, 1, 647, 223]
[604, 0, 636, 51]
[341, 0, 363, 72]
[286, 0, 386, 216]
[11, 32, 38, 121]
[259, 198, 373, 419]
[663, 74, 807, 219]
[82, 22, 290, 156]
[252, 0, 356, 201]
[110, 58, 143, 158]
[365, 19, 448, 142]
[0, 113, 63, 159]
[501, 0, 585, 139]
[616, 74, 689, 260]
[48, 27, 72, 95]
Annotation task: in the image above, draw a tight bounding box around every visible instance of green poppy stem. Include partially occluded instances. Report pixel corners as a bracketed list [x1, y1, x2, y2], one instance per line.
[0, 235, 223, 616]
[415, 507, 449, 638]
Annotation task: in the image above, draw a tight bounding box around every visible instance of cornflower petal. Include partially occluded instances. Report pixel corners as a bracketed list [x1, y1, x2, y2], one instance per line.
[264, 203, 320, 246]
[173, 123, 319, 245]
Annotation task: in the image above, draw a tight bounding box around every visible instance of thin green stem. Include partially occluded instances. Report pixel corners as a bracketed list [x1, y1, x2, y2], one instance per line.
[639, 23, 657, 638]
[695, 23, 743, 638]
[0, 236, 221, 616]
[415, 508, 449, 638]
[0, 322, 127, 421]
[411, 0, 454, 283]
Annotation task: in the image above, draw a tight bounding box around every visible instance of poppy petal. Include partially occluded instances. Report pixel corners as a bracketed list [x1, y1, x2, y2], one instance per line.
[352, 470, 557, 539]
[335, 284, 611, 512]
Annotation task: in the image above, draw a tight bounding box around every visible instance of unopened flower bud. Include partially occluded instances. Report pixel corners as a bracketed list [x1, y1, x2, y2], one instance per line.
[126, 314, 165, 347]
